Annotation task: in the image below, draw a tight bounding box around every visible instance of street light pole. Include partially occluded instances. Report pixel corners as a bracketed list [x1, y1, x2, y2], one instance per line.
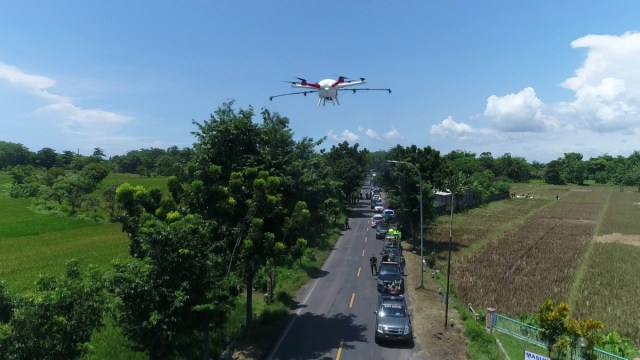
[444, 189, 454, 330]
[388, 160, 425, 289]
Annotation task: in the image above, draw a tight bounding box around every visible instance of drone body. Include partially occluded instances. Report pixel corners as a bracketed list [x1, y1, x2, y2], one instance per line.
[270, 76, 391, 106]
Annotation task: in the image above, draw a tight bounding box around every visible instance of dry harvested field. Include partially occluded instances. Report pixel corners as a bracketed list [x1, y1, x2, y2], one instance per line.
[427, 183, 640, 345]
[574, 188, 640, 345]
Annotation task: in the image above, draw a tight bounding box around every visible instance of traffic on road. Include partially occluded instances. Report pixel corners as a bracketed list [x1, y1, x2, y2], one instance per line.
[267, 177, 419, 360]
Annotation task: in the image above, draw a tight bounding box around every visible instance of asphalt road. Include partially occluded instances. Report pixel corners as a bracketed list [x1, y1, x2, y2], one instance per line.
[267, 191, 423, 360]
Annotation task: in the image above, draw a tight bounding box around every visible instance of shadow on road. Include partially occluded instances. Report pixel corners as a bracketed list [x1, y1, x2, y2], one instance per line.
[376, 338, 415, 349]
[349, 204, 372, 219]
[271, 312, 367, 360]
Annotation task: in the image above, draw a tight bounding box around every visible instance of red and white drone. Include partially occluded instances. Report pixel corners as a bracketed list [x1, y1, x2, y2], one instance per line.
[270, 76, 391, 106]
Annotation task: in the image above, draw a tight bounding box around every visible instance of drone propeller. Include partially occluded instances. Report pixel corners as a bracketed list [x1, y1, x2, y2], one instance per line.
[335, 76, 366, 83]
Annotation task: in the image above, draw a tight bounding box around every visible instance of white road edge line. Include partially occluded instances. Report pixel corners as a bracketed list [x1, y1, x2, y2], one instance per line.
[266, 238, 338, 359]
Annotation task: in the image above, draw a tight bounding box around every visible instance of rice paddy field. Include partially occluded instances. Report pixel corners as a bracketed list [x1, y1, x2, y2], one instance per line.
[427, 182, 640, 346]
[0, 172, 166, 295]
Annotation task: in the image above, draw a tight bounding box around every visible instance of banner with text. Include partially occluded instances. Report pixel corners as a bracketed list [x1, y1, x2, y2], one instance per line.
[524, 350, 550, 360]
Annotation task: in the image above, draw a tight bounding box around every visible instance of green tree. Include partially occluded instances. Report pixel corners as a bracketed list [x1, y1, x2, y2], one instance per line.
[535, 299, 570, 358]
[324, 141, 369, 210]
[110, 215, 239, 360]
[51, 173, 96, 214]
[544, 160, 565, 185]
[91, 147, 106, 161]
[113, 103, 319, 357]
[82, 162, 109, 183]
[35, 147, 59, 169]
[8, 165, 40, 198]
[60, 150, 77, 168]
[0, 141, 32, 170]
[382, 145, 440, 244]
[621, 166, 640, 192]
[600, 331, 638, 358]
[478, 151, 495, 173]
[495, 153, 531, 182]
[443, 150, 480, 178]
[5, 260, 107, 360]
[562, 318, 605, 360]
[559, 152, 586, 185]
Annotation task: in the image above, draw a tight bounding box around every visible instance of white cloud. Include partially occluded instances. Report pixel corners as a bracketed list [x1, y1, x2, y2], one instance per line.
[482, 32, 640, 136]
[483, 87, 548, 132]
[0, 60, 131, 131]
[361, 127, 401, 141]
[430, 116, 487, 139]
[554, 32, 640, 132]
[382, 128, 401, 140]
[0, 61, 56, 90]
[364, 128, 380, 140]
[327, 129, 359, 142]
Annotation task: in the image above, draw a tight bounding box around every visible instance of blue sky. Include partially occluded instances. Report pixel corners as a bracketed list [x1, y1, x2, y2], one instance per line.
[2, 1, 640, 162]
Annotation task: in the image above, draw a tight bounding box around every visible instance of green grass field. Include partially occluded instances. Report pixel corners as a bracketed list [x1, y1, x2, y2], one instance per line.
[0, 173, 160, 295]
[99, 173, 170, 194]
[0, 172, 153, 358]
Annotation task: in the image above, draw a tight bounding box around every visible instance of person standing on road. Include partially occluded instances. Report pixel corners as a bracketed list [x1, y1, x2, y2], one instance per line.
[369, 254, 378, 275]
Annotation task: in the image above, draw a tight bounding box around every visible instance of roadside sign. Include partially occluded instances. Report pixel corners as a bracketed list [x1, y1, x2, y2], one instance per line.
[524, 350, 549, 360]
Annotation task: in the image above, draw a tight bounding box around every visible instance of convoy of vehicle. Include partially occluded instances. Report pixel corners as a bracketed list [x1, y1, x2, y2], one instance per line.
[367, 184, 413, 345]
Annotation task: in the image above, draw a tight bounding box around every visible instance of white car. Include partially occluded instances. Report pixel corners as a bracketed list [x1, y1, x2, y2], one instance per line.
[371, 214, 384, 227]
[374, 205, 384, 213]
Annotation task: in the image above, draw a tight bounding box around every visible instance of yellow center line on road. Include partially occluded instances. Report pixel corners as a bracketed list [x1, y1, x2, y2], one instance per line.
[357, 266, 361, 277]
[349, 292, 356, 308]
[336, 339, 344, 360]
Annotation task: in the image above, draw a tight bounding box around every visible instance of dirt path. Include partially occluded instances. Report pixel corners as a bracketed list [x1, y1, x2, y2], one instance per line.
[403, 243, 471, 360]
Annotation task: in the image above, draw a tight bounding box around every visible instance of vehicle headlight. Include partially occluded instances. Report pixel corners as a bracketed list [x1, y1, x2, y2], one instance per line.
[377, 279, 384, 286]
[404, 324, 411, 334]
[377, 324, 385, 333]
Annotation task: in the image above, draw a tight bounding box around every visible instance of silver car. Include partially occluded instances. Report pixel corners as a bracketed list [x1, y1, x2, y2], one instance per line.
[374, 295, 413, 344]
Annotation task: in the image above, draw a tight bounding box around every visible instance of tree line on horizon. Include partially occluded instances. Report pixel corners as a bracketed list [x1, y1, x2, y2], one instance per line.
[2, 134, 640, 191]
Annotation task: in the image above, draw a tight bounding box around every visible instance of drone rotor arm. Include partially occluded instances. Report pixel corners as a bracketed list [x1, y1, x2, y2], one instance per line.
[269, 90, 318, 101]
[338, 87, 392, 94]
[292, 83, 321, 89]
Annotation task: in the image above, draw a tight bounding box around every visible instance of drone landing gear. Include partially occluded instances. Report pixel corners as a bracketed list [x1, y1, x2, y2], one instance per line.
[317, 97, 340, 107]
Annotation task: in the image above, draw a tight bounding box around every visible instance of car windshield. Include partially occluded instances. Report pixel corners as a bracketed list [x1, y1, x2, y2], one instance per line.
[379, 265, 400, 275]
[377, 223, 389, 230]
[380, 303, 407, 318]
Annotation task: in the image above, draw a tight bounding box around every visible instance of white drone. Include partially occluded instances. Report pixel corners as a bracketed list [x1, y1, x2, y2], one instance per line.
[270, 76, 391, 106]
